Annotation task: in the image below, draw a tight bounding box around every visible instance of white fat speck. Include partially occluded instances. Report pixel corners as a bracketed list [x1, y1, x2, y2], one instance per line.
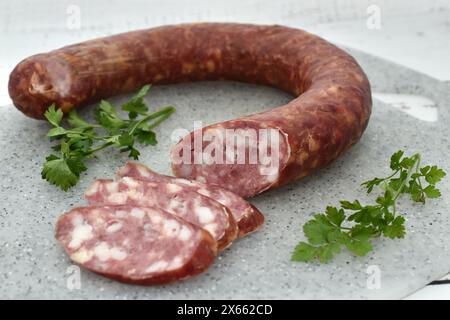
[121, 177, 140, 188]
[137, 165, 151, 177]
[145, 260, 169, 273]
[94, 242, 111, 261]
[108, 192, 128, 204]
[71, 214, 84, 226]
[85, 181, 100, 196]
[259, 165, 279, 176]
[258, 167, 279, 183]
[178, 225, 193, 241]
[131, 208, 145, 219]
[166, 183, 182, 193]
[90, 209, 102, 219]
[168, 198, 182, 211]
[196, 207, 214, 224]
[163, 219, 180, 236]
[106, 181, 119, 193]
[106, 222, 123, 233]
[197, 188, 211, 197]
[127, 268, 136, 275]
[126, 190, 145, 200]
[114, 210, 127, 218]
[196, 176, 206, 183]
[147, 182, 158, 187]
[174, 178, 191, 185]
[204, 223, 218, 237]
[69, 223, 93, 249]
[110, 247, 127, 260]
[266, 173, 279, 183]
[148, 213, 162, 224]
[70, 248, 93, 264]
[167, 256, 184, 271]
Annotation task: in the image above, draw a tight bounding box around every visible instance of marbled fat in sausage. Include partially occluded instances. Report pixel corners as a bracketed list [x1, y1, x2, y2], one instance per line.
[55, 205, 217, 285]
[116, 161, 264, 237]
[84, 177, 238, 250]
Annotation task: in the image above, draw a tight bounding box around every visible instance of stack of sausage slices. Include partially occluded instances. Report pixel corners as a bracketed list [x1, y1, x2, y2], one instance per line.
[55, 162, 264, 285]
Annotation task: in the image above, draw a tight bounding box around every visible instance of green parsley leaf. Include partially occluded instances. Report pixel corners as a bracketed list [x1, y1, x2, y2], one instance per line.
[390, 150, 404, 170]
[68, 110, 92, 128]
[325, 206, 345, 227]
[425, 166, 446, 185]
[95, 100, 126, 132]
[135, 127, 157, 145]
[408, 179, 425, 203]
[291, 242, 319, 262]
[47, 127, 67, 138]
[303, 215, 334, 245]
[121, 84, 151, 119]
[118, 132, 134, 148]
[318, 243, 341, 263]
[128, 147, 141, 160]
[69, 137, 93, 153]
[41, 156, 81, 191]
[362, 177, 384, 193]
[423, 185, 441, 198]
[44, 104, 64, 127]
[345, 238, 372, 256]
[340, 200, 362, 210]
[383, 216, 406, 239]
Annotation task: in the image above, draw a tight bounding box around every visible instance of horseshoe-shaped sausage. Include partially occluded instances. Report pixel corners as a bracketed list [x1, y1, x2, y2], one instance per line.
[8, 23, 372, 197]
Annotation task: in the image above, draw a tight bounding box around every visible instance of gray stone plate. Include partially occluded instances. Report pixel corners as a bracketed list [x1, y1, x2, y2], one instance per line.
[1, 48, 449, 299]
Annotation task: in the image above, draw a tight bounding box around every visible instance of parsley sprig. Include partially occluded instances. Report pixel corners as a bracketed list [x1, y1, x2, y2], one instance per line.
[292, 151, 446, 263]
[41, 85, 175, 191]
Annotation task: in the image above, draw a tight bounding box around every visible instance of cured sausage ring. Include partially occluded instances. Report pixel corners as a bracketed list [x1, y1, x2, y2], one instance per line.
[8, 23, 372, 197]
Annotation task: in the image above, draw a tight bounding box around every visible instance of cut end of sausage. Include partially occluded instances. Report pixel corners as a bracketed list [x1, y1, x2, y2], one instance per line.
[55, 205, 217, 285]
[237, 204, 265, 237]
[9, 61, 47, 119]
[170, 120, 290, 198]
[8, 55, 75, 119]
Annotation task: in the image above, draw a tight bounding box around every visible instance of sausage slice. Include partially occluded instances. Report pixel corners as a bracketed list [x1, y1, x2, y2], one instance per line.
[85, 178, 238, 250]
[116, 161, 264, 237]
[55, 205, 217, 285]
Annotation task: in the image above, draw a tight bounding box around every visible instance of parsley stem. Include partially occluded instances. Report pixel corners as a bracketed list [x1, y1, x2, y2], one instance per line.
[85, 141, 114, 155]
[129, 106, 175, 135]
[414, 154, 425, 202]
[147, 107, 176, 130]
[392, 154, 420, 202]
[383, 170, 400, 181]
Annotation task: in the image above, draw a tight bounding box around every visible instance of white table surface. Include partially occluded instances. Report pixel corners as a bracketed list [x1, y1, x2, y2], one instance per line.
[1, 0, 449, 299]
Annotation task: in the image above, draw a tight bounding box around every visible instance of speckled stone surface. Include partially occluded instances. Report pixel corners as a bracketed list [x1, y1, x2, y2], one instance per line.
[0, 47, 449, 299]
